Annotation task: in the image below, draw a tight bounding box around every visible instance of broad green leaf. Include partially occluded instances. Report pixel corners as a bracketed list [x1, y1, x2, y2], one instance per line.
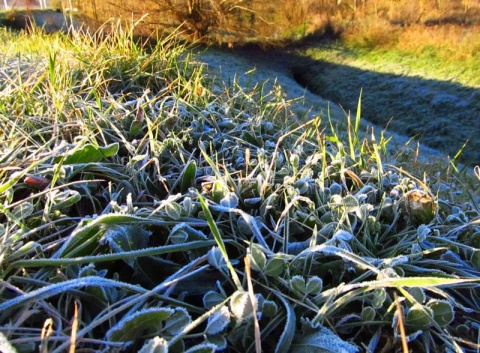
[330, 183, 342, 195]
[306, 277, 323, 295]
[220, 192, 239, 208]
[106, 307, 174, 342]
[290, 275, 306, 293]
[85, 284, 109, 304]
[356, 203, 373, 221]
[405, 303, 433, 330]
[181, 160, 197, 193]
[212, 181, 228, 203]
[237, 217, 253, 236]
[138, 337, 168, 353]
[203, 291, 225, 310]
[342, 195, 360, 213]
[244, 197, 262, 207]
[163, 308, 192, 335]
[205, 334, 227, 350]
[164, 201, 182, 220]
[249, 243, 266, 271]
[361, 306, 376, 322]
[181, 196, 195, 217]
[61, 143, 119, 164]
[371, 289, 387, 309]
[416, 224, 431, 242]
[265, 256, 286, 277]
[100, 225, 151, 267]
[275, 292, 296, 353]
[169, 223, 208, 244]
[287, 240, 310, 255]
[332, 230, 354, 242]
[456, 324, 471, 337]
[230, 290, 255, 324]
[262, 300, 279, 317]
[205, 305, 230, 335]
[207, 247, 227, 271]
[169, 229, 188, 244]
[290, 153, 300, 169]
[11, 202, 34, 220]
[291, 325, 359, 353]
[427, 300, 454, 327]
[407, 287, 426, 304]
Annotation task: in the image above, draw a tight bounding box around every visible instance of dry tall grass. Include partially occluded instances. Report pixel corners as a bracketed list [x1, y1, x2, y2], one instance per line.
[341, 19, 480, 64]
[62, 0, 480, 46]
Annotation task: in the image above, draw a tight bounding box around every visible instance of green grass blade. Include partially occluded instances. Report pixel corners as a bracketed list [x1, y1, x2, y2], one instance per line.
[274, 291, 296, 353]
[8, 240, 217, 270]
[197, 192, 243, 291]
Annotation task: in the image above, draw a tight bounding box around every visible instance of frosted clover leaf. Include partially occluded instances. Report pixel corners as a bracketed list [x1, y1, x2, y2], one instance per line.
[106, 307, 174, 343]
[138, 337, 168, 353]
[99, 225, 151, 267]
[291, 318, 359, 353]
[230, 290, 256, 324]
[203, 290, 226, 310]
[163, 307, 192, 335]
[206, 305, 231, 335]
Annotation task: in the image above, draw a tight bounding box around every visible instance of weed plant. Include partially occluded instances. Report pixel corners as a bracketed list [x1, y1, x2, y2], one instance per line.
[0, 21, 480, 353]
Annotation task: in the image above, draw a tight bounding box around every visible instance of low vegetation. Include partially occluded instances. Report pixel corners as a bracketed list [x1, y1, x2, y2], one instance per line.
[49, 0, 480, 162]
[64, 0, 480, 43]
[0, 19, 480, 353]
[290, 36, 480, 164]
[288, 4, 480, 165]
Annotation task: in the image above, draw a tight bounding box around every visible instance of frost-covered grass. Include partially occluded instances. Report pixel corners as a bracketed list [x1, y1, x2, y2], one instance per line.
[292, 26, 480, 164]
[0, 22, 480, 353]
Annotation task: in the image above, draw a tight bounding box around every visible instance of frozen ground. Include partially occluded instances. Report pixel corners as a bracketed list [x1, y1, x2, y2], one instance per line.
[194, 45, 453, 165]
